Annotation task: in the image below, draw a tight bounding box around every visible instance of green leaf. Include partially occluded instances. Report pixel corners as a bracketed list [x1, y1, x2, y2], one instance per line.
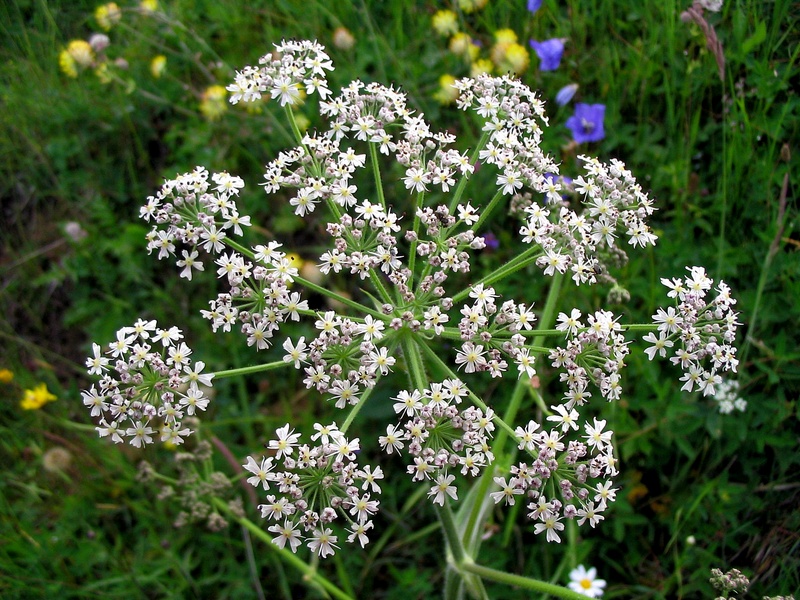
[741, 20, 767, 56]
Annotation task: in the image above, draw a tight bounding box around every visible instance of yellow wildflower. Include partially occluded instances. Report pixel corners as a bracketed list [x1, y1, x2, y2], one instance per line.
[20, 383, 57, 411]
[500, 43, 530, 75]
[95, 3, 122, 31]
[140, 0, 158, 12]
[67, 40, 94, 67]
[491, 44, 509, 69]
[150, 55, 167, 78]
[432, 10, 458, 37]
[293, 114, 310, 132]
[470, 58, 493, 77]
[433, 74, 459, 105]
[449, 32, 470, 56]
[95, 62, 112, 84]
[0, 369, 13, 383]
[59, 50, 77, 77]
[285, 253, 305, 270]
[449, 33, 479, 62]
[494, 29, 518, 45]
[200, 85, 228, 121]
[458, 0, 488, 13]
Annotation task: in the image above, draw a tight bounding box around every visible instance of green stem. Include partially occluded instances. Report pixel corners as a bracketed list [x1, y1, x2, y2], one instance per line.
[460, 562, 588, 600]
[437, 501, 470, 567]
[532, 273, 563, 351]
[451, 246, 542, 304]
[284, 106, 310, 156]
[401, 331, 428, 391]
[471, 189, 505, 234]
[224, 237, 256, 259]
[368, 268, 395, 306]
[407, 190, 425, 290]
[463, 379, 527, 549]
[212, 500, 355, 600]
[448, 130, 489, 213]
[466, 274, 564, 547]
[620, 323, 659, 332]
[224, 236, 382, 318]
[339, 374, 381, 435]
[295, 275, 385, 319]
[368, 143, 386, 211]
[211, 361, 288, 379]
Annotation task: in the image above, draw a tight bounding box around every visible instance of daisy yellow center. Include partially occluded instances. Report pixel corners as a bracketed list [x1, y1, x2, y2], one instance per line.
[581, 578, 592, 589]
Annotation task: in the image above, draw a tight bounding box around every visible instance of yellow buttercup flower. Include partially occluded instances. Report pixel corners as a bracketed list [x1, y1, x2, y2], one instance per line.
[67, 40, 94, 67]
[434, 74, 459, 105]
[432, 10, 458, 37]
[0, 369, 13, 383]
[458, 0, 488, 13]
[150, 55, 167, 78]
[58, 51, 77, 77]
[494, 29, 518, 45]
[470, 58, 493, 77]
[501, 43, 530, 75]
[20, 383, 57, 411]
[284, 252, 304, 269]
[140, 0, 158, 12]
[293, 114, 310, 133]
[95, 62, 112, 84]
[200, 85, 228, 121]
[449, 32, 478, 62]
[95, 3, 122, 31]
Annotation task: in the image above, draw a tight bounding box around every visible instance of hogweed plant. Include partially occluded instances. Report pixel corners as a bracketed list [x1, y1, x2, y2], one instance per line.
[81, 40, 742, 599]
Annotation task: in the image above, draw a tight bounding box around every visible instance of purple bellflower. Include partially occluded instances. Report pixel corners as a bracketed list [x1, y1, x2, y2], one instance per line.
[565, 103, 606, 144]
[482, 231, 499, 251]
[555, 83, 579, 106]
[527, 0, 543, 13]
[529, 38, 565, 71]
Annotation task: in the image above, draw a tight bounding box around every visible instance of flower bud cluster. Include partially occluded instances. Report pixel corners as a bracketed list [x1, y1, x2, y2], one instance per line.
[82, 319, 214, 447]
[647, 266, 740, 395]
[201, 241, 308, 352]
[243, 422, 382, 556]
[709, 567, 750, 595]
[140, 169, 310, 352]
[712, 378, 747, 414]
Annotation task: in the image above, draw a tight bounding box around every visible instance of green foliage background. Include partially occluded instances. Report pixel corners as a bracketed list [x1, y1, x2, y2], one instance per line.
[1, 0, 797, 598]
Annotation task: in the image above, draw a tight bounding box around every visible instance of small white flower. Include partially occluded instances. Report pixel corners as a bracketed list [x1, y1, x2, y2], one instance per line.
[269, 424, 301, 459]
[308, 528, 338, 558]
[427, 474, 458, 506]
[567, 565, 607, 598]
[282, 337, 308, 368]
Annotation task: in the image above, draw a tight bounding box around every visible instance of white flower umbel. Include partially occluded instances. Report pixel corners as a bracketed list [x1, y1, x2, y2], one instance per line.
[82, 320, 213, 447]
[81, 39, 743, 579]
[648, 267, 740, 396]
[243, 422, 382, 557]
